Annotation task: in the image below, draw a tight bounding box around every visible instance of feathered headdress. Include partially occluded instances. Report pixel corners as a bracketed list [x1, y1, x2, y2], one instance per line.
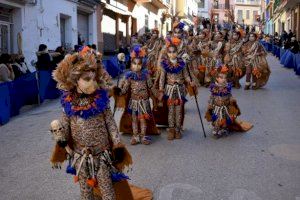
[173, 21, 185, 31]
[151, 28, 159, 34]
[217, 65, 229, 74]
[165, 37, 181, 47]
[130, 45, 146, 60]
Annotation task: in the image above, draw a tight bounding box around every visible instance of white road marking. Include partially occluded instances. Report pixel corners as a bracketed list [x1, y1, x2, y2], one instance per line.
[229, 189, 262, 200]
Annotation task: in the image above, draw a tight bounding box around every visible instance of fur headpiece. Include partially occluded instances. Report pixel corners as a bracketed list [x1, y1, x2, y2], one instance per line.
[130, 45, 146, 60]
[151, 28, 159, 34]
[52, 46, 103, 91]
[165, 37, 181, 47]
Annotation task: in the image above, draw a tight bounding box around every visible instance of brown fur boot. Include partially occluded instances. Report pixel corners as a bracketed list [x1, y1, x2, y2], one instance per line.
[167, 128, 175, 140]
[175, 129, 182, 139]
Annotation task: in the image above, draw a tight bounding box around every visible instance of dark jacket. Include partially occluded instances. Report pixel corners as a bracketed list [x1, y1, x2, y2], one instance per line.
[36, 51, 55, 71]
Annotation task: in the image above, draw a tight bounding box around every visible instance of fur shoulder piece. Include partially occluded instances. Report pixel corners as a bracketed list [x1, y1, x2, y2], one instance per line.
[52, 47, 98, 91]
[61, 89, 109, 119]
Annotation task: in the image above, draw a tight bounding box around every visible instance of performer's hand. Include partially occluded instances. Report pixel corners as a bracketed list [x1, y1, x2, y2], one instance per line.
[190, 81, 196, 87]
[57, 140, 68, 148]
[113, 86, 122, 96]
[158, 91, 164, 101]
[51, 162, 62, 169]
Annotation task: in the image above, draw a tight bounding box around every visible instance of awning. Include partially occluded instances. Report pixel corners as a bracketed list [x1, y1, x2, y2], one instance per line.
[104, 3, 132, 16]
[151, 0, 168, 9]
[133, 0, 168, 9]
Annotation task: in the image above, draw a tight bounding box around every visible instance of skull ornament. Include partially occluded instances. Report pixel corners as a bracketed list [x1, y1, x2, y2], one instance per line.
[50, 120, 68, 146]
[182, 53, 190, 63]
[117, 53, 126, 62]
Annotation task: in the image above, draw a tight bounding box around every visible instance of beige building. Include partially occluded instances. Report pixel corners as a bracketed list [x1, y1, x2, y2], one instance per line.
[176, 0, 198, 25]
[235, 0, 261, 29]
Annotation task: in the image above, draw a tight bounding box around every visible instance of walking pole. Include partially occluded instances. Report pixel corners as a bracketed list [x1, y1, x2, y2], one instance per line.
[186, 59, 207, 138]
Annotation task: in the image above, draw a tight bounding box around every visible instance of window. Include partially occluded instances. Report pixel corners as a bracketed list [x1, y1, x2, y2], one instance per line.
[253, 11, 258, 20]
[0, 24, 10, 54]
[154, 20, 158, 28]
[198, 1, 205, 8]
[225, 0, 230, 9]
[238, 10, 243, 21]
[246, 10, 250, 19]
[145, 15, 149, 32]
[213, 0, 219, 9]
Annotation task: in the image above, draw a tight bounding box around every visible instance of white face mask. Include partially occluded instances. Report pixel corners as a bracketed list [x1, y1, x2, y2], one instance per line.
[167, 47, 178, 60]
[249, 35, 256, 42]
[77, 71, 98, 94]
[232, 34, 239, 40]
[131, 58, 142, 72]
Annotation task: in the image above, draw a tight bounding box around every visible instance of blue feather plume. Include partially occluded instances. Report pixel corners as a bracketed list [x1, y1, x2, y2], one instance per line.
[111, 172, 130, 182]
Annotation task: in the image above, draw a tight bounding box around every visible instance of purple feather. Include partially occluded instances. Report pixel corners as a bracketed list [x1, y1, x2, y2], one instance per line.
[161, 58, 185, 74]
[178, 22, 185, 30]
[125, 69, 149, 81]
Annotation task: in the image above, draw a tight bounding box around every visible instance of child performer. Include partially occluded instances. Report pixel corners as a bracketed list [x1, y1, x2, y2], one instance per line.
[205, 65, 253, 138]
[117, 45, 159, 145]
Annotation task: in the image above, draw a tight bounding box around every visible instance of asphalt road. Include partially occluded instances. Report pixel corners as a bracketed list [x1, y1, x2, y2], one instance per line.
[0, 55, 299, 200]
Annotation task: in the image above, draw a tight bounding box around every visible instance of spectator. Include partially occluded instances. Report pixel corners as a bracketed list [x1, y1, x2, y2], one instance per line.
[280, 30, 288, 44]
[91, 44, 97, 51]
[11, 54, 29, 79]
[52, 46, 65, 66]
[36, 44, 55, 71]
[0, 53, 15, 83]
[288, 30, 293, 41]
[290, 37, 299, 54]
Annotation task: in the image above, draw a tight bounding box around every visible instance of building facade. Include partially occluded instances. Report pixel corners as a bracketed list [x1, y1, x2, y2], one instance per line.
[210, 0, 235, 25]
[198, 0, 210, 18]
[0, 0, 99, 70]
[99, 0, 169, 53]
[261, 0, 300, 40]
[176, 0, 198, 25]
[234, 0, 261, 31]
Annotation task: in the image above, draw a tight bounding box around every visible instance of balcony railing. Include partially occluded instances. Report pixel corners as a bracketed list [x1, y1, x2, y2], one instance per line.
[212, 4, 234, 10]
[235, 0, 261, 5]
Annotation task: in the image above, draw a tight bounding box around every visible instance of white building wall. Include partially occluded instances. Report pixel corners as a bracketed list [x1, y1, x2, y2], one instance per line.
[89, 12, 97, 45]
[132, 3, 161, 35]
[198, 0, 210, 18]
[1, 0, 98, 70]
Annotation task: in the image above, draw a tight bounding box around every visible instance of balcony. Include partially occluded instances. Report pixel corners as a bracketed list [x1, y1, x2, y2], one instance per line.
[134, 0, 168, 9]
[212, 4, 234, 10]
[235, 0, 261, 6]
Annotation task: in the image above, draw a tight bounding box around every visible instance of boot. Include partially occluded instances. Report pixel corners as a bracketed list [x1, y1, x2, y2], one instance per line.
[244, 82, 251, 90]
[251, 83, 258, 90]
[141, 136, 151, 145]
[167, 128, 175, 140]
[130, 136, 140, 145]
[244, 85, 250, 90]
[175, 128, 182, 139]
[235, 81, 241, 89]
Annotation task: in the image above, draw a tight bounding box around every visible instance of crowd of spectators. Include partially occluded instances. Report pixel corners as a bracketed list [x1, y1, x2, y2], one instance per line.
[262, 30, 299, 53]
[0, 53, 29, 83]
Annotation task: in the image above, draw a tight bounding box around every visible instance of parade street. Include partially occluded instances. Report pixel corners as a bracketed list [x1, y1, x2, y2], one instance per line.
[0, 54, 299, 200]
